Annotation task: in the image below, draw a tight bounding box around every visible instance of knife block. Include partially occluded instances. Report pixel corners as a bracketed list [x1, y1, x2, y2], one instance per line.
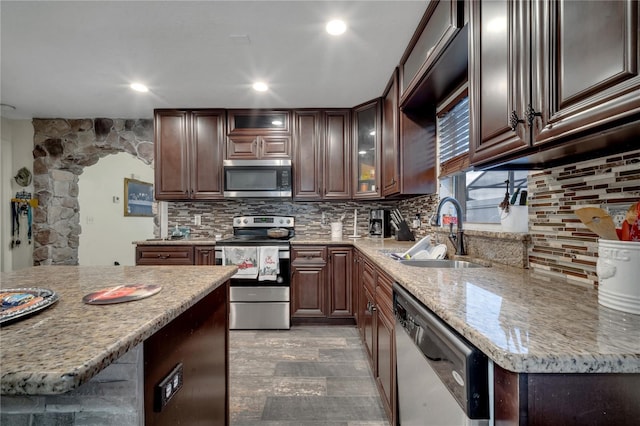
[395, 221, 415, 241]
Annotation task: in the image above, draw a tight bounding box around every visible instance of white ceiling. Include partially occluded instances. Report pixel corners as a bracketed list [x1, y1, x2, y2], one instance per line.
[0, 0, 426, 120]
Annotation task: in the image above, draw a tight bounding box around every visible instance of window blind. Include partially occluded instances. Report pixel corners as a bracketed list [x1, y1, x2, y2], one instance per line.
[437, 96, 470, 176]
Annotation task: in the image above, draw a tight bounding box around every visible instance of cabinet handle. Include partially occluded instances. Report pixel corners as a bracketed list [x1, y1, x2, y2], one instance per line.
[526, 104, 542, 127]
[157, 254, 170, 259]
[509, 110, 525, 131]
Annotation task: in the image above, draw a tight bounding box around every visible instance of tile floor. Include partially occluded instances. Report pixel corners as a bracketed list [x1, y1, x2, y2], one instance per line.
[229, 325, 390, 426]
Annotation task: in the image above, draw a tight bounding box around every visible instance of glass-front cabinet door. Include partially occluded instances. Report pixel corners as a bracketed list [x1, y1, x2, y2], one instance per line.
[353, 100, 381, 198]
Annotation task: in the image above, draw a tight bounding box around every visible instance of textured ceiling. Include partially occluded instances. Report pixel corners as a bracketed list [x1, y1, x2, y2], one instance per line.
[0, 1, 426, 119]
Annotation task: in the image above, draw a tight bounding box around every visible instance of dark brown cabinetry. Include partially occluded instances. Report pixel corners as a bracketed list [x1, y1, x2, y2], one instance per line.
[469, 0, 640, 169]
[291, 245, 354, 321]
[136, 245, 215, 266]
[381, 70, 401, 196]
[227, 110, 292, 159]
[293, 110, 323, 199]
[154, 110, 225, 200]
[144, 281, 228, 425]
[226, 134, 291, 159]
[324, 110, 352, 199]
[194, 246, 216, 265]
[493, 363, 640, 425]
[327, 247, 353, 317]
[292, 110, 352, 200]
[354, 250, 396, 424]
[291, 246, 327, 318]
[399, 0, 465, 104]
[353, 100, 381, 199]
[136, 245, 195, 265]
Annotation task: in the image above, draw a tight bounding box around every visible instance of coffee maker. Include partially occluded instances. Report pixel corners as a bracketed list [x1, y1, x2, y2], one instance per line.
[369, 209, 391, 238]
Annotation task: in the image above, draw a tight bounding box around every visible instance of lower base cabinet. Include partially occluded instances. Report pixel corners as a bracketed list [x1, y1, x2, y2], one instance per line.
[355, 250, 396, 425]
[291, 245, 354, 322]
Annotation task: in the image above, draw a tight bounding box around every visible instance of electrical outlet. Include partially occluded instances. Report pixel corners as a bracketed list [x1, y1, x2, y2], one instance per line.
[154, 363, 183, 412]
[194, 214, 202, 225]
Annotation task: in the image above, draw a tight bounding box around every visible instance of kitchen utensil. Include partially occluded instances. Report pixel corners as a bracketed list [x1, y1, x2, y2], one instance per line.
[518, 190, 528, 205]
[267, 228, 289, 239]
[499, 179, 510, 211]
[574, 207, 619, 240]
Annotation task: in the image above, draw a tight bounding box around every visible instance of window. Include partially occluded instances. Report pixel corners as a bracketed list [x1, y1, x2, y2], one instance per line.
[437, 85, 529, 224]
[440, 171, 528, 224]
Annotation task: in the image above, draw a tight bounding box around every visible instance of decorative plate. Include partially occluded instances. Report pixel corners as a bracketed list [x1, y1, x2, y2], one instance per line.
[0, 288, 59, 326]
[82, 284, 162, 305]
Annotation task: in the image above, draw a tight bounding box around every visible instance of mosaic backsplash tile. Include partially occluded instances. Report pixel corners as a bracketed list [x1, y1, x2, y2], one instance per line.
[528, 149, 640, 286]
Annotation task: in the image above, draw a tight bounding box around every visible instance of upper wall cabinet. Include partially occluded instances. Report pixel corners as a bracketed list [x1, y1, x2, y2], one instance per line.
[154, 109, 225, 200]
[293, 109, 352, 200]
[353, 100, 381, 199]
[381, 70, 401, 197]
[226, 110, 292, 159]
[469, 0, 640, 169]
[399, 0, 465, 106]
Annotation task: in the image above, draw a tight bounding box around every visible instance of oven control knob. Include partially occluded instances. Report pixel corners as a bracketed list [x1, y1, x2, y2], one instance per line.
[243, 218, 249, 224]
[286, 219, 291, 224]
[278, 219, 284, 224]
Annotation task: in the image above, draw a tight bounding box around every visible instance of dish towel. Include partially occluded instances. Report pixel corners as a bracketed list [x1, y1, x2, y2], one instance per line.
[222, 246, 259, 279]
[258, 246, 280, 281]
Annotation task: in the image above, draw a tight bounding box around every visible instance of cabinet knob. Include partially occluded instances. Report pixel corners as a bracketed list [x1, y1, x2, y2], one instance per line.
[158, 254, 170, 259]
[509, 110, 525, 131]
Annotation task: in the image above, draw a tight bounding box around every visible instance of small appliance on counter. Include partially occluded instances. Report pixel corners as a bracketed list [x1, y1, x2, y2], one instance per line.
[369, 209, 391, 238]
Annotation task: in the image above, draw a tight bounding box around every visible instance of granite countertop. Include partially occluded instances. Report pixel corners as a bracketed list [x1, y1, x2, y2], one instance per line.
[0, 265, 236, 395]
[131, 236, 640, 374]
[295, 237, 640, 375]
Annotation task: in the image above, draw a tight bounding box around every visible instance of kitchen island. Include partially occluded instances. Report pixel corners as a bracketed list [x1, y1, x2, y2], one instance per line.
[0, 265, 236, 425]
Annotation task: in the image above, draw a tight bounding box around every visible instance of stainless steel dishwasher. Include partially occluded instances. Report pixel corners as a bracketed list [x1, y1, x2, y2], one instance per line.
[393, 283, 491, 425]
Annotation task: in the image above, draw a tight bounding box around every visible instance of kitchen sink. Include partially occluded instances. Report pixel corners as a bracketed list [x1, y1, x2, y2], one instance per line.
[397, 259, 486, 268]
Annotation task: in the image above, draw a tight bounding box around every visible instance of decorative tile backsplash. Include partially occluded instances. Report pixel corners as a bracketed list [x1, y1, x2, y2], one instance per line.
[528, 149, 640, 286]
[166, 149, 640, 288]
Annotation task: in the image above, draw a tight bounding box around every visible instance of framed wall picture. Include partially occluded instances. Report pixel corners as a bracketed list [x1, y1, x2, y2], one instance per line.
[124, 178, 154, 217]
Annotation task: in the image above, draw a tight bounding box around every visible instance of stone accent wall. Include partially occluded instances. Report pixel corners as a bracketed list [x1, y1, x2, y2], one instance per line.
[0, 344, 144, 426]
[31, 118, 153, 265]
[529, 149, 640, 286]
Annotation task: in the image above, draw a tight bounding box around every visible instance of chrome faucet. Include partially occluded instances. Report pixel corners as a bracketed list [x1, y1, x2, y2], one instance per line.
[431, 197, 466, 256]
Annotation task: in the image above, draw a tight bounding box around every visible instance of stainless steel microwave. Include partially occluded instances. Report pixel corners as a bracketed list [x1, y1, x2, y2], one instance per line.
[223, 159, 292, 198]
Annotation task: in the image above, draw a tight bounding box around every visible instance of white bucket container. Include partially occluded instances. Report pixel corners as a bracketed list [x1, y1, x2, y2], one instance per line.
[597, 239, 640, 315]
[330, 222, 343, 240]
[498, 206, 529, 233]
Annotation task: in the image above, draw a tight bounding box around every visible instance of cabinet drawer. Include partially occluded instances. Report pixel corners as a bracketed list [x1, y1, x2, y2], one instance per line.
[292, 246, 327, 264]
[136, 246, 194, 265]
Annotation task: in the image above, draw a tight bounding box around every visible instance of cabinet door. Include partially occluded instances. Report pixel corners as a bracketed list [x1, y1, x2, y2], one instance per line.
[376, 305, 395, 424]
[532, 0, 640, 146]
[191, 111, 225, 199]
[375, 270, 395, 423]
[328, 247, 353, 317]
[226, 135, 259, 159]
[360, 283, 376, 369]
[382, 70, 401, 196]
[323, 110, 352, 199]
[468, 0, 530, 166]
[293, 110, 323, 200]
[194, 246, 216, 265]
[260, 135, 291, 159]
[136, 246, 194, 265]
[353, 100, 381, 199]
[154, 110, 190, 200]
[291, 265, 326, 317]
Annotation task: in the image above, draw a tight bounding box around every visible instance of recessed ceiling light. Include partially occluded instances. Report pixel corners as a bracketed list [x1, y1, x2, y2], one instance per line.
[130, 83, 149, 93]
[369, 130, 376, 136]
[326, 19, 347, 36]
[272, 120, 283, 126]
[253, 82, 269, 92]
[359, 150, 367, 155]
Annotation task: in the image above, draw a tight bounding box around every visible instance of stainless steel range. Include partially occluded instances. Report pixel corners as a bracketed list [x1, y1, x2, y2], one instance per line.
[214, 215, 294, 330]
